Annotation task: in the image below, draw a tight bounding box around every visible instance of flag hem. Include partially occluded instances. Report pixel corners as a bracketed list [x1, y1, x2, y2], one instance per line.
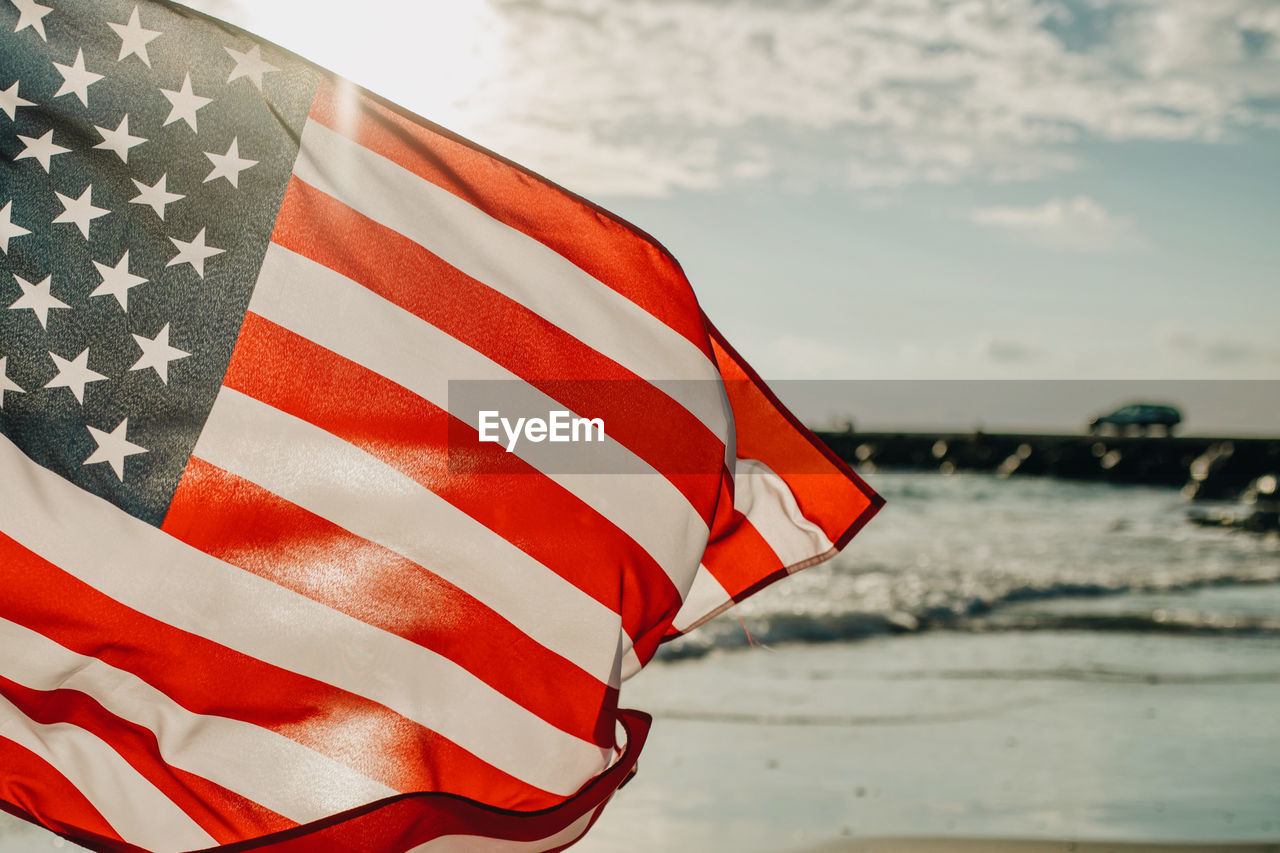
[702, 315, 885, 551]
[659, 318, 886, 639]
[0, 712, 651, 853]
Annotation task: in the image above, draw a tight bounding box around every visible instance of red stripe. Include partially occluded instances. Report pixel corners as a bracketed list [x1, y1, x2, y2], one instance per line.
[164, 455, 619, 747]
[0, 737, 126, 848]
[0, 531, 561, 811]
[661, 504, 789, 641]
[0, 676, 293, 845]
[310, 78, 715, 362]
[186, 710, 649, 853]
[223, 308, 684, 664]
[269, 176, 726, 526]
[701, 508, 786, 600]
[0, 702, 649, 853]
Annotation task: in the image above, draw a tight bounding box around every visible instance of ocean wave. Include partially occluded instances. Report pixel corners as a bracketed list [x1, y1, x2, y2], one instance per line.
[960, 607, 1280, 638]
[656, 576, 1280, 661]
[656, 471, 1280, 661]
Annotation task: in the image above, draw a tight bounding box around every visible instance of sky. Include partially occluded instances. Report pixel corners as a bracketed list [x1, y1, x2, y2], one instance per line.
[184, 0, 1280, 425]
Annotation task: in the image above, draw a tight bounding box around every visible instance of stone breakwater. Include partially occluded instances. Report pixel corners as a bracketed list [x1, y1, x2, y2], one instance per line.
[816, 431, 1280, 530]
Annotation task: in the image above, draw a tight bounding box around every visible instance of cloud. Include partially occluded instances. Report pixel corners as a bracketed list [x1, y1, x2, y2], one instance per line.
[457, 0, 1280, 195]
[1161, 328, 1280, 364]
[976, 336, 1041, 362]
[185, 0, 1280, 197]
[968, 196, 1144, 252]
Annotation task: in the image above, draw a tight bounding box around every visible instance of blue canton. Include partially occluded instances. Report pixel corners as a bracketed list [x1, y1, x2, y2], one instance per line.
[0, 0, 317, 525]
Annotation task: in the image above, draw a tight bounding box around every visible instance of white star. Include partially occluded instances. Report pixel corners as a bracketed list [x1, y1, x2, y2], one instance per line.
[52, 48, 103, 107]
[0, 356, 22, 407]
[90, 251, 147, 310]
[159, 73, 212, 132]
[84, 417, 147, 481]
[203, 138, 257, 188]
[94, 114, 146, 163]
[0, 201, 30, 253]
[130, 323, 188, 384]
[53, 186, 109, 238]
[130, 173, 183, 219]
[45, 348, 107, 404]
[225, 44, 278, 90]
[7, 274, 68, 328]
[108, 6, 160, 66]
[9, 0, 52, 41]
[0, 80, 34, 119]
[14, 128, 69, 172]
[167, 227, 223, 278]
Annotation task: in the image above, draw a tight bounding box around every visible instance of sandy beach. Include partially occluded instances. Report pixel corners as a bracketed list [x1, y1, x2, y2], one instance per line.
[575, 625, 1280, 853]
[810, 841, 1279, 852]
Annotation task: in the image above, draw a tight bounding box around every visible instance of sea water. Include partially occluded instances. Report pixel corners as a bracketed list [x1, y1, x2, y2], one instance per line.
[663, 470, 1280, 657]
[578, 471, 1280, 852]
[586, 630, 1280, 851]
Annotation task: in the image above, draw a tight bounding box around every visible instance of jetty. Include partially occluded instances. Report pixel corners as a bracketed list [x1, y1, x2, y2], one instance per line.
[815, 431, 1280, 524]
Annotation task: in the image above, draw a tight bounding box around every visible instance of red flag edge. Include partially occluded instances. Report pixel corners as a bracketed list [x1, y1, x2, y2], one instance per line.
[663, 317, 885, 638]
[706, 317, 884, 553]
[2, 711, 652, 853]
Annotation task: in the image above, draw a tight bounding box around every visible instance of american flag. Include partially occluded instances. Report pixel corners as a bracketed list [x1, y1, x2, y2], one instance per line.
[0, 1, 882, 850]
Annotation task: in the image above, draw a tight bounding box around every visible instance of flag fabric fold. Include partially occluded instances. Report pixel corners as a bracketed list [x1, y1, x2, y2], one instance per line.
[0, 1, 881, 850]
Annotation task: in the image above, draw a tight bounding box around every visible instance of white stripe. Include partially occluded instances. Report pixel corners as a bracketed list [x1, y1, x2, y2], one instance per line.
[0, 432, 606, 798]
[250, 243, 708, 601]
[0, 695, 216, 853]
[293, 118, 732, 441]
[666, 457, 837, 638]
[733, 457, 835, 567]
[668, 564, 733, 637]
[196, 385, 628, 696]
[405, 802, 601, 853]
[0, 617, 394, 822]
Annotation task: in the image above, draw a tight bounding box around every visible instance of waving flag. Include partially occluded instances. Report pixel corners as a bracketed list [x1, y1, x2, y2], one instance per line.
[0, 1, 882, 850]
